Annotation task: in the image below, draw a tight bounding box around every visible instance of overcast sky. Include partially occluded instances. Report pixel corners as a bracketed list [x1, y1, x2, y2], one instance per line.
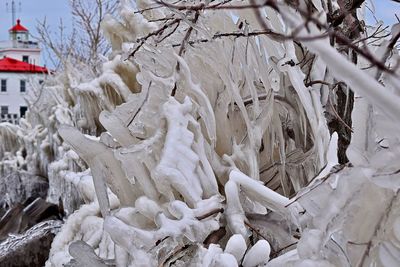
[0, 0, 398, 66]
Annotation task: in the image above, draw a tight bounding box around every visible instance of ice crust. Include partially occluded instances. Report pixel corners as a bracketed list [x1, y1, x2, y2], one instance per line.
[0, 0, 398, 266]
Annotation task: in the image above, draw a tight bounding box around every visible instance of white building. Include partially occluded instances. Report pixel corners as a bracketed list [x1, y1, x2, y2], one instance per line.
[0, 19, 48, 123]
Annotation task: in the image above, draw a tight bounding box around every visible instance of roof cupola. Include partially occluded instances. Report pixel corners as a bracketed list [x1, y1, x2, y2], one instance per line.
[9, 19, 29, 41]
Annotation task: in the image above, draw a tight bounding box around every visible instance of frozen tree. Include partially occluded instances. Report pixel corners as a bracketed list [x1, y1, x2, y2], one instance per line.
[0, 0, 399, 266]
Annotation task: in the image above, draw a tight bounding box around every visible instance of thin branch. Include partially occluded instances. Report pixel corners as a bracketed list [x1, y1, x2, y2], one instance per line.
[178, 11, 200, 56]
[195, 208, 224, 220]
[128, 18, 181, 57]
[245, 221, 269, 241]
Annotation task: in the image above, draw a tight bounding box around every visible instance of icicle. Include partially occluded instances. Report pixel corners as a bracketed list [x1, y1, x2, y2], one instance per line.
[225, 180, 248, 238]
[59, 126, 138, 216]
[242, 240, 271, 267]
[224, 234, 247, 263]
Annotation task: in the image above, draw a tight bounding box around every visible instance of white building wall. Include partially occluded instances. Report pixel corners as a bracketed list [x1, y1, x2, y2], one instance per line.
[0, 72, 44, 115]
[0, 40, 42, 64]
[0, 49, 41, 64]
[0, 24, 46, 122]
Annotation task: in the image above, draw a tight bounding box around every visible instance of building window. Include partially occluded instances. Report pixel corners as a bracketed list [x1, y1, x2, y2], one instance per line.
[20, 106, 28, 118]
[1, 79, 6, 92]
[22, 55, 29, 63]
[20, 80, 26, 93]
[1, 106, 8, 115]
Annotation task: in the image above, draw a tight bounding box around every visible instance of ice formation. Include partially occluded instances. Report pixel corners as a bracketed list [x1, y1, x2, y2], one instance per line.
[0, 0, 399, 266]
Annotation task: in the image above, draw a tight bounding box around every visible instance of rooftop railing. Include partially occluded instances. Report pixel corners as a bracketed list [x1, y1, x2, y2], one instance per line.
[0, 40, 39, 50]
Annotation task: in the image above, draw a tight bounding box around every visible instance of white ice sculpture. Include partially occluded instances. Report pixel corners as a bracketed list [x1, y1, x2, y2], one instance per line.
[0, 0, 397, 266]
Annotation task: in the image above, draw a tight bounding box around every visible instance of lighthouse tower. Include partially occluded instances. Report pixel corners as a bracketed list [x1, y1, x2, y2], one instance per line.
[0, 19, 48, 123]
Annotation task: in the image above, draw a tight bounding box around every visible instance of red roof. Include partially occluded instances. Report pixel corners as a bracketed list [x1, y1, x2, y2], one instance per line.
[9, 19, 28, 32]
[0, 57, 48, 74]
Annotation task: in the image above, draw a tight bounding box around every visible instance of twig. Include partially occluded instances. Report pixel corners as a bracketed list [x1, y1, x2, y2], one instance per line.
[245, 221, 269, 241]
[328, 99, 354, 133]
[285, 164, 345, 207]
[178, 11, 200, 56]
[195, 208, 224, 220]
[160, 244, 191, 267]
[126, 81, 152, 127]
[358, 190, 400, 266]
[129, 18, 181, 57]
[203, 227, 226, 248]
[304, 80, 332, 87]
